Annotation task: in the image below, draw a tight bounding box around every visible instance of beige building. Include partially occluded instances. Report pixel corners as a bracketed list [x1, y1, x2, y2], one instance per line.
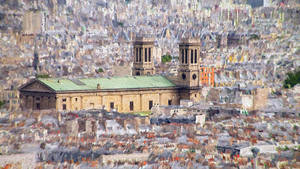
[19, 38, 215, 113]
[23, 10, 44, 35]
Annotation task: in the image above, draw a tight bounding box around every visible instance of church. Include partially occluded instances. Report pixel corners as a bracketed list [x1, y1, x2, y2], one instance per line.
[19, 37, 215, 113]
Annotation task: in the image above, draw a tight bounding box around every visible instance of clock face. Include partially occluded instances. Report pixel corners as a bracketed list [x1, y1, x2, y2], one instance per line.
[182, 73, 186, 80]
[192, 74, 197, 80]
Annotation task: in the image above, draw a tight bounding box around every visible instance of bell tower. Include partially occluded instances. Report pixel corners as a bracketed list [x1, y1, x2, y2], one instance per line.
[177, 38, 201, 88]
[132, 37, 155, 76]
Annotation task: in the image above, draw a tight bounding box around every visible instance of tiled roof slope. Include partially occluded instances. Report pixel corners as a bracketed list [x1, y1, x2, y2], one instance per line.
[38, 75, 176, 92]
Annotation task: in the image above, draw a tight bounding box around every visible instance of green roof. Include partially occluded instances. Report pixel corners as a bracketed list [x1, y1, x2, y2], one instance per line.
[38, 75, 176, 92]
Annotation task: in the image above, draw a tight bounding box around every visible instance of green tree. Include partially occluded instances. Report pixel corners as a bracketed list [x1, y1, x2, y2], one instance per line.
[97, 68, 104, 73]
[161, 54, 172, 63]
[283, 70, 300, 88]
[0, 101, 5, 109]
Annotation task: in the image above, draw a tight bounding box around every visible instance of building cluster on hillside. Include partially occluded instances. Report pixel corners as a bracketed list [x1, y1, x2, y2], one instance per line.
[0, 0, 300, 168]
[0, 0, 299, 91]
[0, 102, 299, 168]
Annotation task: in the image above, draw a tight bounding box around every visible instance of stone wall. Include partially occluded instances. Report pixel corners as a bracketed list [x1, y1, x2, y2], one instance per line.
[55, 89, 180, 113]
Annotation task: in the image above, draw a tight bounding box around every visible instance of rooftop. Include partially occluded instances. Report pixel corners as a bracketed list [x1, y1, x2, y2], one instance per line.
[38, 75, 176, 92]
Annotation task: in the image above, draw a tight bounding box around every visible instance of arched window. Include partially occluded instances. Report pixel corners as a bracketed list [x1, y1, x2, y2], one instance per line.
[139, 48, 142, 62]
[136, 48, 138, 62]
[181, 49, 184, 64]
[145, 48, 147, 62]
[195, 49, 197, 63]
[185, 49, 188, 64]
[148, 48, 151, 62]
[191, 50, 194, 64]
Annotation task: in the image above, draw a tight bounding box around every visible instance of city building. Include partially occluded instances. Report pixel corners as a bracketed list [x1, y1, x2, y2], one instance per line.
[19, 38, 215, 112]
[22, 10, 44, 35]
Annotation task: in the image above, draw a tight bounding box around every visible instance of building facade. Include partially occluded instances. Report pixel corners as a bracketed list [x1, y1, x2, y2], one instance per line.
[19, 38, 215, 113]
[132, 37, 155, 76]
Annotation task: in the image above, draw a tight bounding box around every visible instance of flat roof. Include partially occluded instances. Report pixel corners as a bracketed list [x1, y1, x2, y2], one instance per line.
[38, 75, 176, 92]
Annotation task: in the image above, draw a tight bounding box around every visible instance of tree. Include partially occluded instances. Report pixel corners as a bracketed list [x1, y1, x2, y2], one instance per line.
[283, 70, 300, 88]
[161, 54, 172, 63]
[0, 101, 5, 109]
[97, 68, 104, 73]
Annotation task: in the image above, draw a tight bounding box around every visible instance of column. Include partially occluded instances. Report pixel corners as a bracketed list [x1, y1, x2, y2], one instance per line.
[159, 93, 162, 105]
[120, 95, 123, 112]
[80, 96, 83, 110]
[140, 94, 143, 111]
[69, 97, 72, 111]
[55, 97, 59, 111]
[100, 95, 103, 109]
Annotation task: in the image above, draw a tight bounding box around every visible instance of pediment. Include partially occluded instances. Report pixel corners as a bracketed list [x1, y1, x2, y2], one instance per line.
[20, 80, 54, 93]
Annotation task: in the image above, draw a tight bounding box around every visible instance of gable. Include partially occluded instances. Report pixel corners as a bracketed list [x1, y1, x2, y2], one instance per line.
[19, 80, 54, 93]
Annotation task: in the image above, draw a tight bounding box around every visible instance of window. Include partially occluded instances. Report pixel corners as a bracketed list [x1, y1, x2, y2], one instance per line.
[130, 101, 134, 111]
[182, 73, 186, 80]
[149, 48, 151, 62]
[139, 48, 142, 62]
[181, 49, 184, 63]
[136, 71, 140, 76]
[36, 103, 40, 110]
[195, 49, 197, 63]
[191, 50, 193, 64]
[36, 97, 40, 101]
[185, 49, 188, 64]
[75, 98, 78, 101]
[62, 104, 66, 110]
[145, 48, 147, 62]
[168, 100, 172, 105]
[62, 98, 66, 102]
[136, 48, 139, 62]
[110, 102, 114, 109]
[149, 100, 153, 110]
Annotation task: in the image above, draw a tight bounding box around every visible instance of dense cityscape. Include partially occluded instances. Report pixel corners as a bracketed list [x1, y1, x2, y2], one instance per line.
[0, 0, 300, 168]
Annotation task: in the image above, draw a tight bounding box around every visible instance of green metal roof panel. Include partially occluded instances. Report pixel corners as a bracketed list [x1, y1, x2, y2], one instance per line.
[38, 76, 176, 92]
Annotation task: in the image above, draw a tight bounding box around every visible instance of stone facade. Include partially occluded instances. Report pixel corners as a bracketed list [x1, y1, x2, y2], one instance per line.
[178, 38, 215, 88]
[20, 82, 180, 113]
[54, 88, 180, 112]
[19, 38, 216, 113]
[132, 37, 155, 76]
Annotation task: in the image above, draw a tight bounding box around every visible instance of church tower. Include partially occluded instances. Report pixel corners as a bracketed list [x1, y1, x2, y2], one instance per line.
[177, 38, 201, 88]
[132, 37, 155, 76]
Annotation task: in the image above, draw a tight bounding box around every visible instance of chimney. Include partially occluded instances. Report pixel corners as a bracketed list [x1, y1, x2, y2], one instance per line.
[97, 83, 101, 89]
